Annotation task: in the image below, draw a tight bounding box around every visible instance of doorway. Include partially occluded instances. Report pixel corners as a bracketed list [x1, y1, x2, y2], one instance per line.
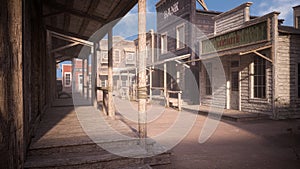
[230, 60, 240, 110]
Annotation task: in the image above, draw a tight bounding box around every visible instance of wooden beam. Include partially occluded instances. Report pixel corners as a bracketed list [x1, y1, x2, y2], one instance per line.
[48, 26, 93, 45]
[63, 0, 74, 32]
[197, 0, 208, 11]
[239, 45, 272, 55]
[254, 51, 273, 63]
[51, 42, 80, 53]
[56, 58, 72, 64]
[107, 0, 138, 21]
[78, 0, 100, 35]
[43, 1, 106, 23]
[43, 11, 64, 18]
[46, 25, 91, 41]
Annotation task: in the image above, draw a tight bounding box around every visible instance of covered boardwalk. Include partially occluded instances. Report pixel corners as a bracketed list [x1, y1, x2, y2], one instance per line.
[0, 0, 165, 168]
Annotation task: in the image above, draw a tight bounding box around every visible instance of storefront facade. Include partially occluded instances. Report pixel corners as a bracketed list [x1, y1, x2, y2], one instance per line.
[199, 3, 300, 119]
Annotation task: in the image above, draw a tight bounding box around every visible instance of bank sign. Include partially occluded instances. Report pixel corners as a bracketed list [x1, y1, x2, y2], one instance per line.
[201, 21, 268, 54]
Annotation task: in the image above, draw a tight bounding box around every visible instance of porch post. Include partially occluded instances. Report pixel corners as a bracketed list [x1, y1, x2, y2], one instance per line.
[164, 63, 167, 102]
[82, 58, 85, 97]
[87, 54, 90, 100]
[108, 28, 115, 118]
[149, 67, 153, 101]
[92, 43, 97, 107]
[138, 0, 147, 138]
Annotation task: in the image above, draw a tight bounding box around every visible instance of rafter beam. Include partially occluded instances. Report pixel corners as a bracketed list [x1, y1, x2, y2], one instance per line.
[43, 1, 106, 24]
[56, 58, 72, 64]
[51, 42, 80, 53]
[43, 11, 64, 18]
[46, 26, 92, 43]
[78, 0, 101, 35]
[253, 51, 273, 63]
[197, 0, 208, 11]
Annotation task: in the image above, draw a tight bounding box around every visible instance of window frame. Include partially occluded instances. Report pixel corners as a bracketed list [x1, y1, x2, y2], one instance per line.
[205, 62, 212, 96]
[101, 80, 107, 87]
[161, 32, 168, 54]
[114, 49, 120, 63]
[101, 50, 108, 63]
[64, 72, 72, 87]
[251, 56, 267, 99]
[176, 23, 185, 50]
[126, 52, 135, 61]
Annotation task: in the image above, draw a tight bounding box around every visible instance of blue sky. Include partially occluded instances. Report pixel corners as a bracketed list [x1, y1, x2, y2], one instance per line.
[112, 0, 299, 39]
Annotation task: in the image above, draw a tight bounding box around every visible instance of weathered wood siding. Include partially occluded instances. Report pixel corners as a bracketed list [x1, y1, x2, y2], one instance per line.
[215, 9, 245, 35]
[276, 33, 300, 118]
[214, 3, 251, 35]
[0, 0, 49, 168]
[240, 54, 273, 115]
[199, 58, 227, 108]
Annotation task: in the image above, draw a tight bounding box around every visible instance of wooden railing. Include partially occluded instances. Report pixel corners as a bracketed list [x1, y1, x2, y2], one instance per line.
[166, 90, 182, 111]
[97, 87, 109, 115]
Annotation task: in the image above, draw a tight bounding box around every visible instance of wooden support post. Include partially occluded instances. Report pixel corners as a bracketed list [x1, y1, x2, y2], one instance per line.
[82, 58, 85, 97]
[87, 55, 90, 100]
[138, 0, 147, 139]
[92, 43, 97, 107]
[0, 1, 24, 167]
[178, 92, 182, 111]
[108, 28, 115, 118]
[164, 63, 167, 105]
[166, 91, 170, 107]
[176, 65, 180, 88]
[127, 70, 130, 99]
[149, 67, 153, 102]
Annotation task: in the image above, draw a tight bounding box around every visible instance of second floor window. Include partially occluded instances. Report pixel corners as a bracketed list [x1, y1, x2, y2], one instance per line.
[161, 34, 167, 54]
[101, 51, 108, 63]
[114, 50, 120, 63]
[176, 24, 185, 49]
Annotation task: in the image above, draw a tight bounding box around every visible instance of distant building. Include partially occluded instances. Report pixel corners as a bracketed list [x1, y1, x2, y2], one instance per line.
[97, 36, 137, 99]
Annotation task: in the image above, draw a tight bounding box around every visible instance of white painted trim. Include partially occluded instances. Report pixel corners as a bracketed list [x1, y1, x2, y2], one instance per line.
[249, 61, 254, 99]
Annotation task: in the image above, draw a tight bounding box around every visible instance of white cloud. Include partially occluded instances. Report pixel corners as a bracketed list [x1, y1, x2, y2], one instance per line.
[256, 0, 298, 25]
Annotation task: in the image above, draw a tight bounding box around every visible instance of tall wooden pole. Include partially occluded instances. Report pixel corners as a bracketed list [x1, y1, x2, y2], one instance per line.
[82, 58, 85, 97]
[0, 0, 24, 168]
[87, 54, 90, 100]
[92, 43, 97, 107]
[108, 28, 115, 118]
[138, 0, 147, 138]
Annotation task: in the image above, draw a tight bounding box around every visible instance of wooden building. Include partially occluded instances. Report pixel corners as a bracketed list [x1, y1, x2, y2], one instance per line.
[97, 36, 137, 99]
[155, 0, 219, 103]
[199, 3, 300, 119]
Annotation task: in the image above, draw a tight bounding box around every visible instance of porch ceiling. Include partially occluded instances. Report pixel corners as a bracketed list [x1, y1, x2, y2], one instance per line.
[43, 0, 138, 60]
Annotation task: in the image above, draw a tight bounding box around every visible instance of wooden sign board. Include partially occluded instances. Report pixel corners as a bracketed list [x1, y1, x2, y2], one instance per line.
[202, 21, 268, 55]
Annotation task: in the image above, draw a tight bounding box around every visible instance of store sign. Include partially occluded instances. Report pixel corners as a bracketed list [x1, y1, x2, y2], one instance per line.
[164, 2, 179, 19]
[202, 21, 268, 54]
